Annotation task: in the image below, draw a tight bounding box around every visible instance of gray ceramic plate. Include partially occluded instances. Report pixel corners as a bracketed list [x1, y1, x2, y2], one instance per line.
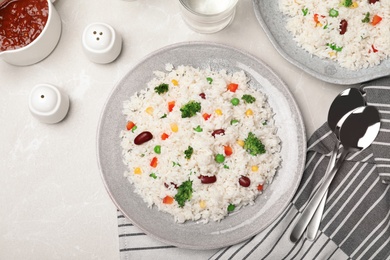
[97, 42, 306, 249]
[252, 0, 390, 85]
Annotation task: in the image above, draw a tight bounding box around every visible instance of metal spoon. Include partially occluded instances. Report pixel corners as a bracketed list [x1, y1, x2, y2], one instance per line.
[290, 105, 380, 243]
[306, 88, 365, 240]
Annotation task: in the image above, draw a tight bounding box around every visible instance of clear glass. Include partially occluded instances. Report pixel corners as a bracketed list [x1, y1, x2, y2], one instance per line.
[178, 0, 238, 33]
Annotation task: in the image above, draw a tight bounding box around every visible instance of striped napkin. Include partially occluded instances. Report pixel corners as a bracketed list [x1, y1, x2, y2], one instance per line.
[361, 76, 390, 184]
[117, 77, 390, 260]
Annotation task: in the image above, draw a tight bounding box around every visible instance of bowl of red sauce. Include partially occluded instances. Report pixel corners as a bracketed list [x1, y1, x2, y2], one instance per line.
[0, 0, 61, 66]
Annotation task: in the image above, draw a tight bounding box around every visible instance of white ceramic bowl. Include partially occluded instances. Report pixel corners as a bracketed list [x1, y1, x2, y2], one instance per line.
[0, 0, 62, 66]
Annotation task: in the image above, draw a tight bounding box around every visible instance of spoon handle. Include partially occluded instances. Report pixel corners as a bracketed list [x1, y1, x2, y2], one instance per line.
[306, 142, 339, 240]
[290, 148, 348, 243]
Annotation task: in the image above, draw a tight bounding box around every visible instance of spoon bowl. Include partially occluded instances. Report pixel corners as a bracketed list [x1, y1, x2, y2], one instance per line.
[328, 88, 366, 135]
[339, 106, 381, 150]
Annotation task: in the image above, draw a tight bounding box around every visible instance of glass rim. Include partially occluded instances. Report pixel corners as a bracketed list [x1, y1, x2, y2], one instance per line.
[179, 0, 239, 17]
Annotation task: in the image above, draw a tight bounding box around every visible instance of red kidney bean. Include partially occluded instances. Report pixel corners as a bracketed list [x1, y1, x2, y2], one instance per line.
[339, 19, 348, 35]
[212, 129, 225, 137]
[134, 131, 153, 145]
[199, 175, 217, 184]
[199, 93, 206, 99]
[239, 176, 251, 187]
[369, 0, 379, 3]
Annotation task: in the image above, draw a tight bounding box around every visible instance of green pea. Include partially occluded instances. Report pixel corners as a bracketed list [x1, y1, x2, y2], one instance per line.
[231, 98, 240, 106]
[329, 8, 339, 17]
[215, 154, 225, 163]
[227, 204, 235, 212]
[154, 145, 161, 154]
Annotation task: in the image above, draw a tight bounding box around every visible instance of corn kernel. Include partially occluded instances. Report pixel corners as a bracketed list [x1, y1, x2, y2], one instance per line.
[329, 51, 336, 57]
[171, 79, 179, 86]
[170, 123, 179, 132]
[251, 165, 259, 172]
[215, 109, 223, 116]
[237, 140, 244, 147]
[199, 200, 206, 209]
[352, 2, 358, 8]
[134, 167, 142, 174]
[145, 106, 154, 115]
[245, 109, 253, 116]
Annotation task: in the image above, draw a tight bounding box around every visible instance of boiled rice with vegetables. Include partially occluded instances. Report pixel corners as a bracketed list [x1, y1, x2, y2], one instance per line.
[279, 0, 389, 70]
[120, 65, 281, 223]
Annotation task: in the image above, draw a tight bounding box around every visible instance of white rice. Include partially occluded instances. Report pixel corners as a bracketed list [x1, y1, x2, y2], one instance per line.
[279, 0, 390, 70]
[120, 65, 281, 223]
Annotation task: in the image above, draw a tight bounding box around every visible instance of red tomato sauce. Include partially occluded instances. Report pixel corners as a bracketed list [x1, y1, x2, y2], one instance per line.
[0, 0, 48, 52]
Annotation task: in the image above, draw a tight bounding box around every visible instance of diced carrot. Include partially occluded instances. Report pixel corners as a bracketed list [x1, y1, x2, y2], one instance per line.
[313, 13, 325, 26]
[227, 83, 238, 92]
[372, 14, 382, 25]
[314, 13, 319, 23]
[150, 157, 158, 168]
[161, 133, 169, 140]
[168, 101, 175, 112]
[163, 195, 174, 204]
[202, 113, 211, 121]
[224, 145, 233, 156]
[257, 184, 264, 192]
[126, 121, 135, 131]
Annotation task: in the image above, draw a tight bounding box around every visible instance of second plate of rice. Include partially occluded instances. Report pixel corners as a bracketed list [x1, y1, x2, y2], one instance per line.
[97, 42, 306, 249]
[252, 0, 390, 85]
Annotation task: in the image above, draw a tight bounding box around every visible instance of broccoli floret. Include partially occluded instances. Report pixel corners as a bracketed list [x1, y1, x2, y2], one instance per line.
[242, 94, 256, 104]
[184, 146, 194, 159]
[341, 0, 352, 7]
[362, 12, 370, 23]
[154, 83, 169, 94]
[174, 180, 193, 207]
[244, 132, 266, 156]
[180, 101, 201, 118]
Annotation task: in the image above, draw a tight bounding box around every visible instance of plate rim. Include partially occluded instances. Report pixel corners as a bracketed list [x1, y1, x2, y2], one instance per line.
[96, 41, 307, 249]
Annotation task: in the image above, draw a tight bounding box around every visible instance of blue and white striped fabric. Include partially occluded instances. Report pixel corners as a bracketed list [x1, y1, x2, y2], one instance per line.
[117, 78, 390, 260]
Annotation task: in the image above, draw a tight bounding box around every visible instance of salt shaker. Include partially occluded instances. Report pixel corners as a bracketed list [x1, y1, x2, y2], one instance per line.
[28, 84, 70, 124]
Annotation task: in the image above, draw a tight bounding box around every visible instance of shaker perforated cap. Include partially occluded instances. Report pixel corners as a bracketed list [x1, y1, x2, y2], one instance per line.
[82, 22, 122, 64]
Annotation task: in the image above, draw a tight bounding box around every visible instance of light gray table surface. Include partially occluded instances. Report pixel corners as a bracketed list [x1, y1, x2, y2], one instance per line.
[0, 0, 350, 259]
